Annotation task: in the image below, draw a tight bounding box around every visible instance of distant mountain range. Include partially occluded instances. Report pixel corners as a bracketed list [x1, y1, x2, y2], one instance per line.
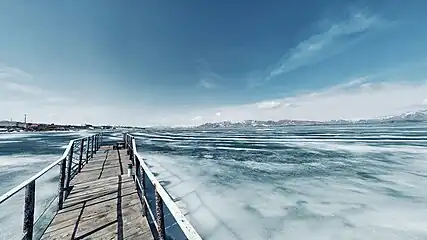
[379, 109, 427, 122]
[195, 109, 427, 128]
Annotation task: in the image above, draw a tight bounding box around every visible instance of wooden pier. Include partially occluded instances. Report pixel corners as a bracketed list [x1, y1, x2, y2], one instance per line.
[0, 133, 201, 240]
[41, 147, 153, 239]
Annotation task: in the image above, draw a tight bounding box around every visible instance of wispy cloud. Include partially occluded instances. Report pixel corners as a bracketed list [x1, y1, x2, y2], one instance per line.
[0, 63, 78, 123]
[269, 12, 379, 77]
[4, 82, 43, 95]
[257, 100, 297, 109]
[0, 63, 33, 82]
[197, 79, 216, 89]
[182, 77, 427, 125]
[1, 81, 73, 105]
[248, 11, 381, 87]
[4, 76, 425, 126]
[192, 116, 202, 121]
[0, 64, 74, 102]
[0, 64, 41, 95]
[0, 64, 157, 125]
[44, 96, 73, 104]
[196, 58, 222, 89]
[256, 100, 283, 109]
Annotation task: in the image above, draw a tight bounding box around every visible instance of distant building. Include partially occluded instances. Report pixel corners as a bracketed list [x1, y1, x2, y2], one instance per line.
[0, 121, 26, 128]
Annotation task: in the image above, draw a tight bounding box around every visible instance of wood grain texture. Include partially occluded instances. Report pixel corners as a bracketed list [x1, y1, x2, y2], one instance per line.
[41, 148, 154, 240]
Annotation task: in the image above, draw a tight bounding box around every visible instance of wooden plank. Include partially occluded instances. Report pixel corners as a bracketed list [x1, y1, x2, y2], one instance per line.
[41, 147, 154, 240]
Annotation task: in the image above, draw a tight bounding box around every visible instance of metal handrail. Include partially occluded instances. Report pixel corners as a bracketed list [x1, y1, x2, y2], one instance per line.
[0, 141, 73, 204]
[125, 133, 202, 240]
[0, 132, 103, 240]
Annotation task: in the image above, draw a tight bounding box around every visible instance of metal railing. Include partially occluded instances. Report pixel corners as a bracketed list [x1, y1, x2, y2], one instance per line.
[0, 133, 103, 240]
[124, 133, 202, 240]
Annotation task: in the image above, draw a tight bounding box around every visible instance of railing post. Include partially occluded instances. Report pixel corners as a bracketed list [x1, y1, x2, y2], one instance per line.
[95, 134, 99, 152]
[91, 136, 94, 158]
[58, 158, 66, 210]
[96, 134, 99, 150]
[127, 135, 132, 156]
[134, 156, 140, 184]
[123, 133, 127, 149]
[65, 142, 74, 193]
[23, 180, 35, 240]
[131, 138, 136, 163]
[142, 166, 147, 216]
[79, 139, 84, 173]
[86, 136, 90, 163]
[126, 133, 128, 149]
[99, 133, 103, 148]
[155, 185, 165, 240]
[135, 157, 146, 216]
[94, 135, 97, 154]
[126, 135, 129, 155]
[129, 144, 133, 162]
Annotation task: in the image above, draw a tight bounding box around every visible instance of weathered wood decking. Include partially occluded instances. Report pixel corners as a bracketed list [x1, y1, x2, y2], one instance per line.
[41, 146, 154, 240]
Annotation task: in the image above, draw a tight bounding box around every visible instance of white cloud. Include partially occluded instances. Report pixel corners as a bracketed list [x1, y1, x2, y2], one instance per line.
[0, 64, 43, 96]
[44, 97, 73, 104]
[0, 63, 77, 103]
[0, 63, 33, 82]
[196, 58, 223, 89]
[0, 98, 161, 126]
[192, 116, 202, 121]
[0, 64, 169, 126]
[256, 101, 296, 109]
[181, 79, 427, 125]
[257, 100, 283, 109]
[197, 79, 216, 89]
[0, 64, 84, 124]
[2, 78, 426, 127]
[2, 62, 426, 127]
[4, 82, 43, 95]
[253, 11, 380, 86]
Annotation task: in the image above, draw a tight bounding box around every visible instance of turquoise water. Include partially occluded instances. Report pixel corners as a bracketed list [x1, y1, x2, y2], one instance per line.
[1, 123, 427, 239]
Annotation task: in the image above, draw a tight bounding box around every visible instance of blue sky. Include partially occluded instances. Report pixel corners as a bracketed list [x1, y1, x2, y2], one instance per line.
[1, 1, 427, 126]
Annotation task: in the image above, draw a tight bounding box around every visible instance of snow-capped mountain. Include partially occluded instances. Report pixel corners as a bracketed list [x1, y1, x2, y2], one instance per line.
[194, 110, 427, 128]
[380, 109, 427, 122]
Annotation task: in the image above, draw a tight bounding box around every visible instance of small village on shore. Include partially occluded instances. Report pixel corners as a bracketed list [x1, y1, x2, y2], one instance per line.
[0, 120, 116, 133]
